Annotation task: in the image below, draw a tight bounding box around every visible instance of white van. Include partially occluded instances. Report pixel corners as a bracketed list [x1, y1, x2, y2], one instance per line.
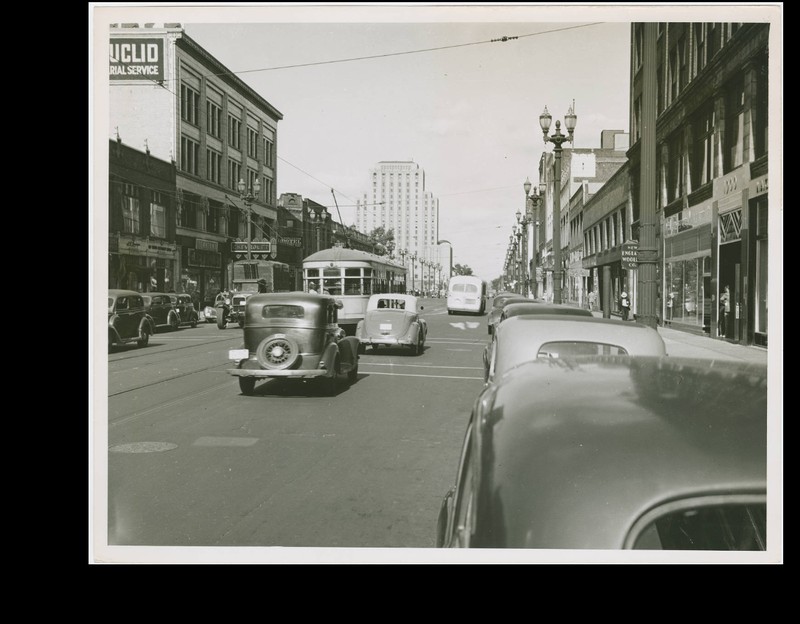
[447, 275, 487, 315]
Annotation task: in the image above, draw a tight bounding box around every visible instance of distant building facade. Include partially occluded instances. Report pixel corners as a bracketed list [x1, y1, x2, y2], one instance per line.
[109, 23, 283, 302]
[355, 161, 442, 292]
[537, 131, 629, 304]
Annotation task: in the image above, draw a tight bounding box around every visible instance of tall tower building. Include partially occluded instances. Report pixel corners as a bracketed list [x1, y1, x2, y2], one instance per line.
[355, 161, 440, 291]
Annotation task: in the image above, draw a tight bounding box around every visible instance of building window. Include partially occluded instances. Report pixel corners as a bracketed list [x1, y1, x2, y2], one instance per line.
[755, 58, 768, 158]
[678, 35, 688, 91]
[263, 137, 274, 167]
[180, 136, 199, 175]
[150, 191, 167, 238]
[180, 84, 199, 125]
[247, 168, 259, 199]
[247, 127, 258, 159]
[263, 177, 274, 205]
[669, 45, 679, 103]
[708, 23, 721, 58]
[667, 131, 685, 203]
[227, 158, 241, 191]
[228, 114, 241, 149]
[693, 24, 707, 74]
[633, 96, 642, 142]
[206, 148, 221, 185]
[206, 101, 221, 138]
[121, 182, 140, 234]
[725, 77, 745, 172]
[692, 105, 715, 188]
[656, 65, 664, 114]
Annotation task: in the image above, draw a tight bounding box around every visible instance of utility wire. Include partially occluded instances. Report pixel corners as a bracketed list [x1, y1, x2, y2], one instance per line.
[202, 23, 603, 79]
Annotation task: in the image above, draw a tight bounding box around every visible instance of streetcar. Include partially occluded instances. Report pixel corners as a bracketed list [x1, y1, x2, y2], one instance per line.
[302, 247, 407, 335]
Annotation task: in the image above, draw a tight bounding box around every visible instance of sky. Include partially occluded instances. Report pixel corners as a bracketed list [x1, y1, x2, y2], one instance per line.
[93, 3, 779, 281]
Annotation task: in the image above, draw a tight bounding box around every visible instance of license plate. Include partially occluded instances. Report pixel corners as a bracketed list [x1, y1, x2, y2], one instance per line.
[229, 348, 249, 360]
[379, 323, 392, 331]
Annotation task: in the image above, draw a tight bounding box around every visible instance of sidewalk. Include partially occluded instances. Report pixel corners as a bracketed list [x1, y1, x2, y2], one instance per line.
[589, 311, 768, 364]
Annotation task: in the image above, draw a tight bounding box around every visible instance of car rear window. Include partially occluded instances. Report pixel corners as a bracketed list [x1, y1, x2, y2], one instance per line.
[537, 341, 629, 357]
[633, 503, 767, 550]
[261, 305, 305, 319]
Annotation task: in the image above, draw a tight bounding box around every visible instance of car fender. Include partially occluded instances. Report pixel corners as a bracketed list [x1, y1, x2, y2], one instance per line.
[139, 316, 155, 336]
[320, 340, 340, 374]
[338, 336, 360, 367]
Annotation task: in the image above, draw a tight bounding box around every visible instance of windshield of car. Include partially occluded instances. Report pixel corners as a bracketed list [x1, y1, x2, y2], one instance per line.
[261, 305, 305, 320]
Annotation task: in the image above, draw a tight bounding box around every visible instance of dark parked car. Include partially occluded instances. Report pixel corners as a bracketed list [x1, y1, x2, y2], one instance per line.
[355, 293, 427, 355]
[170, 293, 199, 328]
[437, 356, 768, 551]
[141, 292, 180, 332]
[108, 289, 155, 349]
[487, 294, 531, 334]
[227, 292, 360, 396]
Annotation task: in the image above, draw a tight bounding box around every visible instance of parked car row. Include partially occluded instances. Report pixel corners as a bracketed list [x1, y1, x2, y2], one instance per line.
[108, 289, 199, 350]
[435, 293, 768, 553]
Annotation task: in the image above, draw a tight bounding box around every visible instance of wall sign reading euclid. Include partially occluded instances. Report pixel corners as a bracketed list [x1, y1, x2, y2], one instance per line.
[109, 38, 164, 81]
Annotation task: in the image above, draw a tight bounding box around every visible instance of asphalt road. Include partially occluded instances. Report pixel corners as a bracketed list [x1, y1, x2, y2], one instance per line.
[101, 298, 487, 557]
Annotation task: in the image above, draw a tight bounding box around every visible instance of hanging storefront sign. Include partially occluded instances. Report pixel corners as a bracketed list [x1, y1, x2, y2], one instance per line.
[621, 239, 639, 270]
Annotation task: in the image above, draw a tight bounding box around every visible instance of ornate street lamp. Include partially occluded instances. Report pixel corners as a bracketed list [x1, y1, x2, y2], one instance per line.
[238, 178, 261, 260]
[309, 207, 328, 253]
[539, 102, 577, 304]
[409, 251, 417, 293]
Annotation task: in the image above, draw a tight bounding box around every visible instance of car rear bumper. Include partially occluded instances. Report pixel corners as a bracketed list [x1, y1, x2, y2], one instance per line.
[227, 368, 330, 379]
[359, 336, 414, 346]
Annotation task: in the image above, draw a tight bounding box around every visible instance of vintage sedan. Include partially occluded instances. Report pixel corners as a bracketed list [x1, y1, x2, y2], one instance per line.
[170, 293, 199, 328]
[436, 356, 768, 552]
[355, 293, 427, 355]
[484, 315, 666, 384]
[483, 303, 594, 374]
[141, 292, 180, 332]
[227, 292, 360, 396]
[108, 289, 155, 349]
[486, 294, 531, 335]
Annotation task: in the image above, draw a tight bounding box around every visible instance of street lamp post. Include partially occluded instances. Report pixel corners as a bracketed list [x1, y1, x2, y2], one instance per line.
[409, 251, 417, 293]
[238, 178, 261, 261]
[310, 207, 328, 253]
[539, 103, 577, 304]
[524, 179, 545, 299]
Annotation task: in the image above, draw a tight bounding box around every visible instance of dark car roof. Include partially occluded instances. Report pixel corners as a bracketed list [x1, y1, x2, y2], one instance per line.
[472, 356, 767, 548]
[245, 292, 339, 307]
[109, 289, 141, 299]
[491, 294, 529, 308]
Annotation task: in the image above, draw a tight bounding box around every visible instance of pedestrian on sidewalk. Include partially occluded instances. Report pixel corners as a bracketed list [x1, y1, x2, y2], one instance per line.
[719, 285, 730, 337]
[620, 291, 630, 321]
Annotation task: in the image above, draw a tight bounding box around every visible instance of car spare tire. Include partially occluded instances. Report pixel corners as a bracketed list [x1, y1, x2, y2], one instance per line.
[255, 334, 300, 370]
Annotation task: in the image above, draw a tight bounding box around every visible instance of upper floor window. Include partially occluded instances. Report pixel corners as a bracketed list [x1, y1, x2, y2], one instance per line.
[754, 58, 768, 158]
[207, 101, 221, 138]
[206, 148, 221, 185]
[263, 137, 274, 168]
[693, 24, 707, 74]
[228, 114, 241, 150]
[725, 77, 745, 172]
[121, 182, 140, 235]
[227, 158, 241, 191]
[247, 127, 259, 159]
[692, 105, 715, 188]
[150, 190, 166, 238]
[667, 131, 685, 203]
[180, 84, 199, 125]
[180, 135, 199, 175]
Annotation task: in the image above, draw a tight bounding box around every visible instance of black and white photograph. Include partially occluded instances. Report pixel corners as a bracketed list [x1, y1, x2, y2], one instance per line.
[90, 3, 783, 564]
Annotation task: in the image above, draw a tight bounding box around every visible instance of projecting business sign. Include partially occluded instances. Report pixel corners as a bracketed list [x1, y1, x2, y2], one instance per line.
[109, 38, 164, 81]
[621, 240, 639, 270]
[232, 240, 271, 254]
